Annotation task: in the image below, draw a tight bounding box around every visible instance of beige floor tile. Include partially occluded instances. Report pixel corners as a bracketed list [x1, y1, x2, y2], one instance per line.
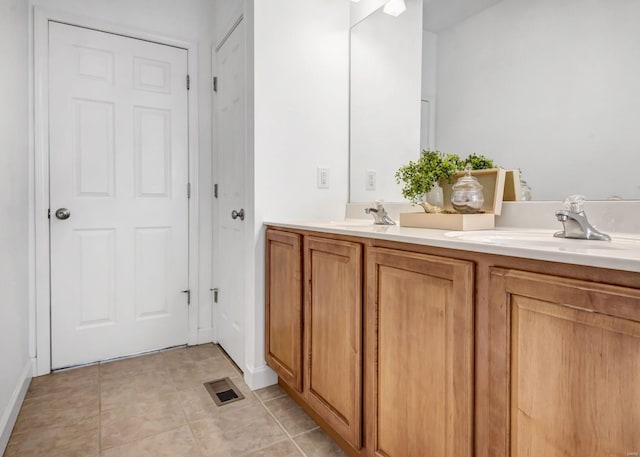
[243, 439, 303, 457]
[190, 402, 287, 457]
[178, 376, 258, 422]
[254, 384, 287, 402]
[168, 357, 239, 391]
[7, 344, 345, 457]
[163, 344, 222, 369]
[263, 395, 318, 437]
[100, 392, 187, 449]
[294, 428, 348, 457]
[13, 383, 99, 432]
[100, 352, 166, 380]
[101, 370, 176, 411]
[4, 415, 99, 457]
[26, 365, 99, 399]
[218, 351, 244, 376]
[101, 425, 201, 457]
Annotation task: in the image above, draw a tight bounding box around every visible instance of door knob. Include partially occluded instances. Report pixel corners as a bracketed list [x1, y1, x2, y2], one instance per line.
[231, 209, 245, 221]
[55, 208, 71, 220]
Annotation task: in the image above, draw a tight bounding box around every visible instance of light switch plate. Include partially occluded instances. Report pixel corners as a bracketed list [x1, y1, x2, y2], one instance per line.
[366, 170, 376, 191]
[317, 167, 329, 189]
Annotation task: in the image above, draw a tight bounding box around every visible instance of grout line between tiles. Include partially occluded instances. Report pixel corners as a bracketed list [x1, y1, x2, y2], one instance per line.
[252, 389, 308, 457]
[289, 425, 321, 439]
[162, 346, 206, 457]
[259, 391, 288, 403]
[239, 438, 296, 457]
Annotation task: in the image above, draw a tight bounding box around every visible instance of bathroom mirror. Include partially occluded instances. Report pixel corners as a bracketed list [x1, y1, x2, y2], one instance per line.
[350, 0, 423, 202]
[349, 0, 640, 202]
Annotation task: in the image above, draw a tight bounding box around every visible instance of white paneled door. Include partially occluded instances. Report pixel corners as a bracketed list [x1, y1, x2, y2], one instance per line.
[214, 19, 246, 370]
[49, 22, 190, 369]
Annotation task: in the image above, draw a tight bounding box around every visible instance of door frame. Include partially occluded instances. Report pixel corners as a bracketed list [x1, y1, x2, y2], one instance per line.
[31, 8, 200, 376]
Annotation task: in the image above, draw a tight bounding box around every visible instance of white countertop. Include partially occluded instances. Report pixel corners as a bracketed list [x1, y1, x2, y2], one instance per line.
[265, 220, 640, 273]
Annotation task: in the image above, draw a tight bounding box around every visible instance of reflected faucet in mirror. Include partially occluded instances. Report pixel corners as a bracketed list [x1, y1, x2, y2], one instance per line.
[365, 201, 396, 225]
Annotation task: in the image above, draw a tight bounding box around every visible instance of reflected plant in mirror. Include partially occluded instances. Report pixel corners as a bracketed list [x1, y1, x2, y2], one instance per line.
[395, 150, 460, 204]
[395, 150, 495, 208]
[350, 0, 640, 202]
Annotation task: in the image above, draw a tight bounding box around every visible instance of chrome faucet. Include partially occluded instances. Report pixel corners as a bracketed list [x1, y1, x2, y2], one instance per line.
[365, 201, 395, 225]
[554, 195, 611, 241]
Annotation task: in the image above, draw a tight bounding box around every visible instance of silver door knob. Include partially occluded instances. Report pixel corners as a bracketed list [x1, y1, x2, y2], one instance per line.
[231, 209, 245, 221]
[55, 208, 71, 220]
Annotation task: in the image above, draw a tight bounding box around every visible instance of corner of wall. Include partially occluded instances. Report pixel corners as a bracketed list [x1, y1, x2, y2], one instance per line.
[0, 360, 33, 455]
[243, 362, 277, 391]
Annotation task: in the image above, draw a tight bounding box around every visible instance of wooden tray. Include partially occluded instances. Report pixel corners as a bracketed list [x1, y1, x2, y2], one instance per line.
[399, 168, 506, 230]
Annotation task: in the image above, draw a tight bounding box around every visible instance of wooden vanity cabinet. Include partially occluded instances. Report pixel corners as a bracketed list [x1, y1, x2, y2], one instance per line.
[304, 236, 363, 449]
[266, 226, 640, 457]
[365, 247, 474, 457]
[265, 229, 303, 392]
[486, 268, 640, 457]
[265, 229, 363, 451]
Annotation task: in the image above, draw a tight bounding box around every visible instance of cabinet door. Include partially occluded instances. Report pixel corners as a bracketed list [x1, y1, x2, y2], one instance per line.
[487, 268, 640, 457]
[365, 247, 474, 457]
[265, 229, 303, 392]
[304, 236, 363, 449]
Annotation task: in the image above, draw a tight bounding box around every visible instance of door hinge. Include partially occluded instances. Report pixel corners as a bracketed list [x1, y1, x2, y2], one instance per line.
[47, 208, 51, 219]
[187, 182, 191, 199]
[214, 183, 218, 199]
[186, 74, 191, 90]
[181, 289, 191, 305]
[211, 288, 219, 303]
[213, 76, 217, 92]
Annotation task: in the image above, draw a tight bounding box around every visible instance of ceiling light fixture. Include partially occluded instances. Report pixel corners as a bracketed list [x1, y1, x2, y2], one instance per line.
[383, 0, 406, 16]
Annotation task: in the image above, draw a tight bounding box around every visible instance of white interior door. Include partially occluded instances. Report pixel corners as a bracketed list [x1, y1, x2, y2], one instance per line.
[49, 22, 190, 369]
[214, 19, 247, 370]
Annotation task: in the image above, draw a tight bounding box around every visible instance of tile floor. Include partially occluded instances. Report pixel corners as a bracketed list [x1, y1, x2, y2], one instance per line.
[4, 344, 347, 457]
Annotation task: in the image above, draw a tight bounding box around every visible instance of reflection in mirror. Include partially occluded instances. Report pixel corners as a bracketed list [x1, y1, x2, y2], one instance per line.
[350, 0, 640, 202]
[349, 0, 423, 203]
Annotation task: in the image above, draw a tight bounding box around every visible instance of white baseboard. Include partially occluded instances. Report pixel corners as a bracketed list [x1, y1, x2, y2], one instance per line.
[197, 328, 215, 345]
[243, 363, 277, 391]
[0, 359, 33, 455]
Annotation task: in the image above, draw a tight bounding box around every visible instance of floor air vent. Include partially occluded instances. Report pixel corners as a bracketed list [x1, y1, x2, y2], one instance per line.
[204, 377, 245, 406]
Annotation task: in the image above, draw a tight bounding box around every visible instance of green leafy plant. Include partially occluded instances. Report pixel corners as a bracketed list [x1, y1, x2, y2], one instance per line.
[394, 150, 462, 204]
[395, 150, 497, 204]
[463, 153, 495, 170]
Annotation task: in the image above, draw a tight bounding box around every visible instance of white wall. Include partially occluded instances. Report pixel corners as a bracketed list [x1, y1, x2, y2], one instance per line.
[248, 0, 350, 388]
[30, 0, 218, 342]
[421, 30, 437, 150]
[423, 0, 502, 32]
[350, 0, 423, 202]
[0, 0, 32, 452]
[421, 31, 437, 102]
[350, 0, 387, 26]
[435, 0, 640, 200]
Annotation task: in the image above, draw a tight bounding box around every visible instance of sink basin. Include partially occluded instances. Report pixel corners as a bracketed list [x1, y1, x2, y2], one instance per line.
[444, 230, 640, 252]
